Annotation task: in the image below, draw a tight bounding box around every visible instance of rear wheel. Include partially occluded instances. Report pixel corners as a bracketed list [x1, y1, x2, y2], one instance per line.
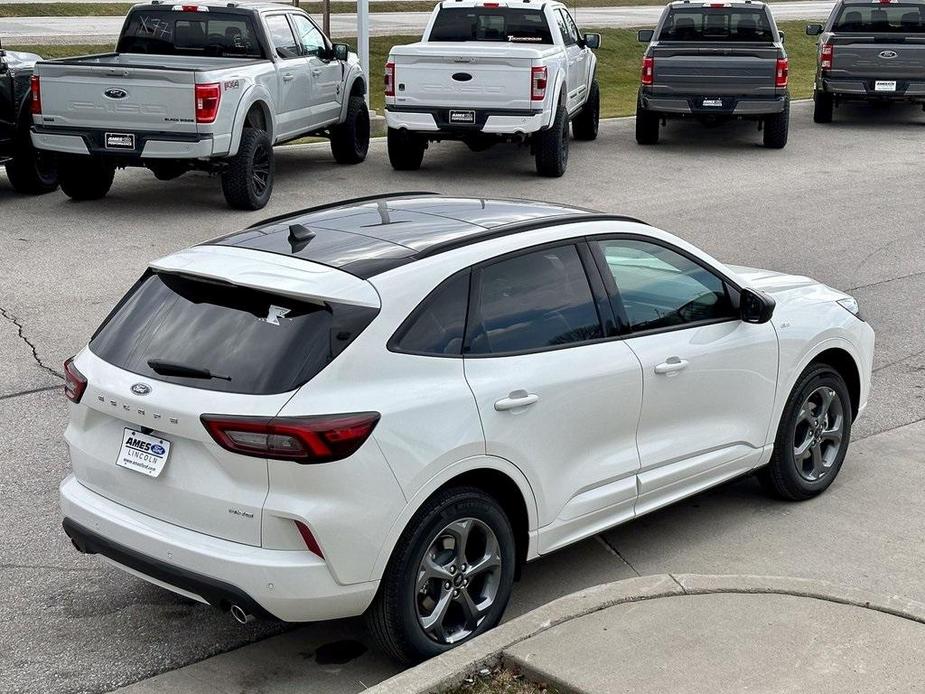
[534, 102, 569, 177]
[813, 90, 834, 123]
[221, 127, 273, 210]
[572, 79, 600, 141]
[763, 97, 790, 149]
[58, 155, 115, 201]
[330, 95, 370, 165]
[5, 121, 57, 195]
[387, 128, 426, 171]
[635, 99, 660, 145]
[366, 487, 516, 664]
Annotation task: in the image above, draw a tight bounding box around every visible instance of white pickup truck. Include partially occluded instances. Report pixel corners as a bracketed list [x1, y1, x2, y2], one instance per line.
[30, 2, 369, 209]
[384, 0, 601, 177]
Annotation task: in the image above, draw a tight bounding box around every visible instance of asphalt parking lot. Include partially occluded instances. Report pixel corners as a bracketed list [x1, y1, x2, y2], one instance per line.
[2, 100, 924, 694]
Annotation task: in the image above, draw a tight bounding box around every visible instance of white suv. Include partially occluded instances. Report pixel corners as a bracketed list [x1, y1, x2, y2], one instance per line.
[60, 193, 874, 662]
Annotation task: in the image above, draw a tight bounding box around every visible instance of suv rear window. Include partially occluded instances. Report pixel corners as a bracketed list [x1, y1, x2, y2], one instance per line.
[429, 7, 554, 43]
[834, 4, 925, 32]
[659, 7, 776, 42]
[89, 273, 377, 395]
[117, 10, 265, 58]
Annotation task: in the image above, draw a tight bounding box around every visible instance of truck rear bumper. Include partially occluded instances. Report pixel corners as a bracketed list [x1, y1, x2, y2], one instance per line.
[31, 125, 214, 160]
[385, 106, 548, 136]
[821, 78, 925, 101]
[640, 95, 787, 116]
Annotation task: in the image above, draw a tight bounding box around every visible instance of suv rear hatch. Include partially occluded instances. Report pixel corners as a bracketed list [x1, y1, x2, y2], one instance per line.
[828, 3, 925, 81]
[65, 247, 379, 546]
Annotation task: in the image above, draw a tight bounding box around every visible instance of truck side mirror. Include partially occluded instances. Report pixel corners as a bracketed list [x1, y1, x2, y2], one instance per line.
[739, 288, 776, 324]
[332, 43, 349, 62]
[778, 30, 785, 43]
[806, 24, 824, 36]
[583, 33, 601, 49]
[637, 29, 655, 43]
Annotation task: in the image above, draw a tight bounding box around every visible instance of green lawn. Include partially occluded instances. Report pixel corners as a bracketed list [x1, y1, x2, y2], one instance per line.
[9, 21, 819, 119]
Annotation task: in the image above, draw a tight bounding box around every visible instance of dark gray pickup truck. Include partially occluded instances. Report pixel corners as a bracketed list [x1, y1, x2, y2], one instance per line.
[807, 0, 925, 122]
[635, 0, 791, 148]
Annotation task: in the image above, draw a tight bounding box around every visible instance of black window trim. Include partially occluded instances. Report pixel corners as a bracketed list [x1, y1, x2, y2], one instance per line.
[265, 12, 302, 61]
[387, 268, 473, 358]
[287, 11, 333, 58]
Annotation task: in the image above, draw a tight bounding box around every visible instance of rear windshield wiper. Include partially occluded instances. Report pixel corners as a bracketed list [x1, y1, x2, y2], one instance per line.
[147, 359, 232, 381]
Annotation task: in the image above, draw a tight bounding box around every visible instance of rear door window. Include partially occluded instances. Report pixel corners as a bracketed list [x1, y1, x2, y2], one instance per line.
[834, 5, 925, 32]
[117, 10, 264, 57]
[90, 273, 378, 394]
[658, 7, 776, 42]
[429, 7, 554, 43]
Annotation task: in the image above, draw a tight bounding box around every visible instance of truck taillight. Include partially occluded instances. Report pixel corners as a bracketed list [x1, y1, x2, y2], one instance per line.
[531, 65, 547, 101]
[64, 357, 87, 403]
[30, 75, 41, 115]
[201, 412, 380, 464]
[820, 42, 834, 72]
[641, 56, 654, 86]
[195, 82, 221, 123]
[776, 57, 789, 87]
[384, 61, 395, 97]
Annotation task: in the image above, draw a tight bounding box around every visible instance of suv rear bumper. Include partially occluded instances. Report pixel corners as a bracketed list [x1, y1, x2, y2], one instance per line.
[31, 125, 215, 159]
[820, 78, 925, 101]
[385, 105, 549, 136]
[60, 474, 379, 622]
[640, 94, 787, 116]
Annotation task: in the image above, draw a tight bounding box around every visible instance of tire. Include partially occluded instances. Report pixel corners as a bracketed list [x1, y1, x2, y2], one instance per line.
[763, 97, 790, 149]
[366, 486, 516, 665]
[635, 99, 660, 145]
[387, 128, 426, 171]
[221, 127, 273, 210]
[534, 101, 569, 177]
[5, 126, 57, 195]
[759, 364, 853, 501]
[330, 95, 370, 165]
[813, 90, 834, 124]
[572, 79, 600, 141]
[58, 155, 115, 201]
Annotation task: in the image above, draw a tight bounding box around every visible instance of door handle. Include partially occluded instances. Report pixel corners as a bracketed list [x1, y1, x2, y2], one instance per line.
[311, 68, 322, 76]
[654, 357, 689, 375]
[283, 73, 295, 82]
[494, 390, 539, 411]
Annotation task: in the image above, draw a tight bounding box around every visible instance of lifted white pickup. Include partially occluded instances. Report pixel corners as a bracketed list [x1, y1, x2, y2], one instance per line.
[384, 0, 601, 177]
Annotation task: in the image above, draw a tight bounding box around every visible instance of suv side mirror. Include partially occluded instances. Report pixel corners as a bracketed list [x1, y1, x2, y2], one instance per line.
[806, 24, 824, 36]
[583, 33, 601, 49]
[740, 288, 776, 324]
[332, 43, 349, 62]
[637, 29, 655, 43]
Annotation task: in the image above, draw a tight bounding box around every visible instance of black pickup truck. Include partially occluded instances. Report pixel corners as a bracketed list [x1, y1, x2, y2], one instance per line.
[0, 42, 57, 194]
[807, 0, 925, 122]
[635, 0, 791, 148]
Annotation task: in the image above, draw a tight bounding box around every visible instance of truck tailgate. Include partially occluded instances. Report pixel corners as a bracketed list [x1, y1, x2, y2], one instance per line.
[35, 61, 198, 133]
[831, 36, 925, 80]
[651, 44, 780, 96]
[391, 43, 552, 110]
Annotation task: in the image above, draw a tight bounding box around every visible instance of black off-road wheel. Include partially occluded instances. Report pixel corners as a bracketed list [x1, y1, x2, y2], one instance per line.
[813, 90, 834, 124]
[58, 155, 115, 201]
[5, 117, 57, 195]
[534, 102, 569, 177]
[635, 99, 660, 145]
[366, 486, 516, 665]
[759, 364, 853, 501]
[572, 79, 600, 141]
[387, 128, 426, 171]
[330, 95, 370, 165]
[763, 97, 790, 149]
[221, 127, 273, 210]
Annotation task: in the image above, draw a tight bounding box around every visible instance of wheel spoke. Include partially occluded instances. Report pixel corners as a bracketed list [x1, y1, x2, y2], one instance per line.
[797, 403, 814, 425]
[794, 435, 814, 459]
[818, 388, 835, 419]
[446, 520, 473, 559]
[456, 588, 486, 633]
[417, 555, 453, 593]
[466, 534, 501, 578]
[811, 443, 825, 477]
[420, 589, 453, 640]
[821, 425, 842, 446]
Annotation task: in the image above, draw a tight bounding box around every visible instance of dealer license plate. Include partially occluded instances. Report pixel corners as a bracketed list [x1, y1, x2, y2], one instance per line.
[702, 98, 724, 107]
[116, 428, 171, 478]
[105, 132, 136, 150]
[449, 110, 476, 124]
[875, 81, 897, 92]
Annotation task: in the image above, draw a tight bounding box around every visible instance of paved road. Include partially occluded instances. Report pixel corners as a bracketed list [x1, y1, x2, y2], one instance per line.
[1, 100, 924, 693]
[0, 1, 835, 42]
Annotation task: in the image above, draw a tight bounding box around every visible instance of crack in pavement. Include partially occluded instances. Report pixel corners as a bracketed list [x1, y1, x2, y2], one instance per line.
[0, 384, 61, 401]
[596, 535, 641, 577]
[0, 305, 63, 380]
[847, 269, 925, 292]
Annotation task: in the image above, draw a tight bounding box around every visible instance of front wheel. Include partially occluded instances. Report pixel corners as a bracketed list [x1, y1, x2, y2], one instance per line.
[221, 127, 273, 210]
[763, 98, 790, 149]
[330, 95, 370, 165]
[365, 487, 516, 664]
[534, 102, 569, 177]
[572, 79, 600, 141]
[759, 364, 853, 501]
[813, 90, 834, 124]
[58, 155, 115, 201]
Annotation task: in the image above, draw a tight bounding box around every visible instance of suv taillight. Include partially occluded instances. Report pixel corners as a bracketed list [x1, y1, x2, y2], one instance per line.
[195, 82, 221, 124]
[201, 412, 380, 463]
[64, 357, 87, 403]
[531, 65, 547, 101]
[385, 61, 395, 97]
[641, 56, 654, 86]
[776, 57, 790, 87]
[821, 42, 834, 72]
[30, 75, 41, 115]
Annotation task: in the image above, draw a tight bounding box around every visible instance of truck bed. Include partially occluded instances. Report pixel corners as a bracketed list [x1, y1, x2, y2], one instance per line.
[649, 42, 780, 97]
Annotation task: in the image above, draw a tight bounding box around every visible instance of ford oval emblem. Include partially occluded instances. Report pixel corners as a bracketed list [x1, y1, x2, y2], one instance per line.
[452, 72, 473, 82]
[879, 50, 898, 60]
[104, 88, 128, 99]
[131, 383, 151, 396]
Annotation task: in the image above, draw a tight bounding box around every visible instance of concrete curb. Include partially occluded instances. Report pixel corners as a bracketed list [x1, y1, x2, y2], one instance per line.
[364, 573, 925, 694]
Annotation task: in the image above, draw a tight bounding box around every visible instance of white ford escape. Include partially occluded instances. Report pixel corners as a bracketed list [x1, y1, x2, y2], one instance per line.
[60, 193, 874, 662]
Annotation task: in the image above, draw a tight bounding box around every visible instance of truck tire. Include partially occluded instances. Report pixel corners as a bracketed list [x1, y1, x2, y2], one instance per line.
[387, 128, 426, 171]
[813, 90, 834, 124]
[534, 102, 569, 177]
[763, 97, 790, 149]
[572, 79, 600, 141]
[221, 127, 273, 210]
[5, 133, 57, 195]
[635, 99, 660, 145]
[330, 95, 370, 165]
[58, 156, 115, 201]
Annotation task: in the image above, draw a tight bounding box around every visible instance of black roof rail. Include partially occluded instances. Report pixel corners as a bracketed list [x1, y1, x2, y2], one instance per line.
[246, 191, 440, 229]
[416, 213, 650, 259]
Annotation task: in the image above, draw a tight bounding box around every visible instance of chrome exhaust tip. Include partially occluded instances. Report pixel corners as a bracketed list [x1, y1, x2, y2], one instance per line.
[230, 604, 255, 625]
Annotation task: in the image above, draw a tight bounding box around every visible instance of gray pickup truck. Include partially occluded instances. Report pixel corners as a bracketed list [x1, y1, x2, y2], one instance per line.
[807, 0, 925, 123]
[635, 0, 791, 148]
